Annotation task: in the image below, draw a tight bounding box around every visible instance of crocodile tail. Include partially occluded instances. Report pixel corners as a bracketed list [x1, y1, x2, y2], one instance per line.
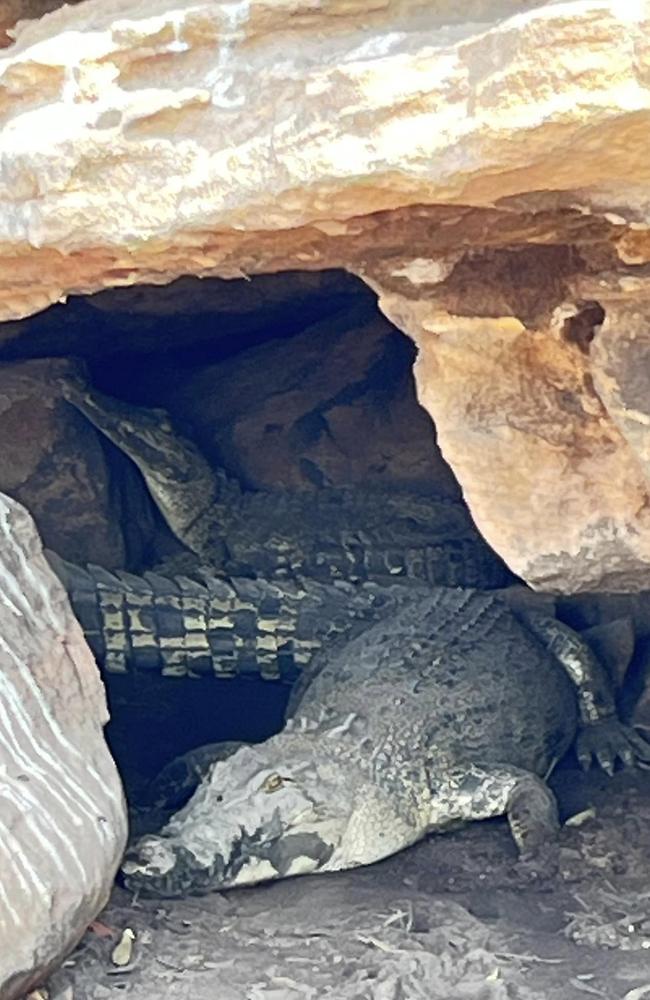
[45, 552, 394, 682]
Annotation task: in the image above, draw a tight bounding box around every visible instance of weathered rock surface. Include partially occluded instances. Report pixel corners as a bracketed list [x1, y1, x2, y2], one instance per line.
[0, 494, 127, 1000]
[1, 0, 650, 590]
[0, 271, 363, 362]
[0, 358, 127, 567]
[0, 0, 83, 48]
[164, 305, 460, 495]
[2, 0, 650, 316]
[377, 286, 650, 594]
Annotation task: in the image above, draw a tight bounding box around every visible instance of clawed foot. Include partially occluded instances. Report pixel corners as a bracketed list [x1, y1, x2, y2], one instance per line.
[515, 843, 559, 883]
[576, 719, 650, 776]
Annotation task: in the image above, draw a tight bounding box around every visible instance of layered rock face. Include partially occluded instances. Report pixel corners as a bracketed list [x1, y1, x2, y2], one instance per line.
[0, 495, 127, 1000]
[0, 0, 84, 47]
[1, 0, 650, 591]
[377, 278, 650, 593]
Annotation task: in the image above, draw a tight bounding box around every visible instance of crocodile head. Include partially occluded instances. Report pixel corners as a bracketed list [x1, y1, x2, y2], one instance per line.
[60, 378, 223, 552]
[121, 727, 419, 897]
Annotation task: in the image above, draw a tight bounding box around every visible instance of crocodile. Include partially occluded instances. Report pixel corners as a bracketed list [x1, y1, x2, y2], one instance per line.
[47, 552, 416, 680]
[97, 578, 647, 896]
[58, 377, 512, 589]
[47, 381, 650, 898]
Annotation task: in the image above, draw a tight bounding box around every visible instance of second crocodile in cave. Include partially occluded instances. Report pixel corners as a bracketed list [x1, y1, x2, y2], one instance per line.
[58, 376, 512, 589]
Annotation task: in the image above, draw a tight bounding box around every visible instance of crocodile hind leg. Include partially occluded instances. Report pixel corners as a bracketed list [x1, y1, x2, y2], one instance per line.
[432, 763, 560, 876]
[524, 613, 650, 774]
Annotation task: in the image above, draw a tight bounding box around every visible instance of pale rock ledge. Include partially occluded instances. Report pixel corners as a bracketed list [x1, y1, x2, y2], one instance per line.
[0, 0, 649, 591]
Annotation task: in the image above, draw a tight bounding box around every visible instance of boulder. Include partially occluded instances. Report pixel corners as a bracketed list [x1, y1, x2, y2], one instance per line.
[166, 306, 460, 495]
[0, 358, 126, 567]
[376, 284, 650, 594]
[0, 0, 84, 48]
[0, 494, 127, 1000]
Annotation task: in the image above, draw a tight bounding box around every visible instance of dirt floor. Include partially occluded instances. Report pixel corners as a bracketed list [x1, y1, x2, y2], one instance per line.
[44, 765, 650, 1000]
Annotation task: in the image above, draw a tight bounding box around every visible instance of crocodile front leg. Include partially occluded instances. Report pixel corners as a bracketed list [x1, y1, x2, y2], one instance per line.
[524, 614, 650, 774]
[432, 763, 560, 877]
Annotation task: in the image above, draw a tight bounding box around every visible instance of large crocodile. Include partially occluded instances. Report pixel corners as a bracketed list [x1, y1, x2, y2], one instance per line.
[58, 378, 511, 589]
[48, 381, 650, 899]
[49, 558, 644, 897]
[119, 584, 650, 897]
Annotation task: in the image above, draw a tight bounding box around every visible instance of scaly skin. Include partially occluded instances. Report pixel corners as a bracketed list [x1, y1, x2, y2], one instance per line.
[51, 380, 649, 896]
[59, 378, 512, 589]
[46, 552, 415, 679]
[120, 588, 650, 897]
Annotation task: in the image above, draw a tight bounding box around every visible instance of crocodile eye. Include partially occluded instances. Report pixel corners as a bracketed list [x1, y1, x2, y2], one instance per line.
[261, 773, 285, 794]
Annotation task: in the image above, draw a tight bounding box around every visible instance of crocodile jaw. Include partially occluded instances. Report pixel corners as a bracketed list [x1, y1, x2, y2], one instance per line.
[62, 382, 221, 552]
[120, 731, 426, 897]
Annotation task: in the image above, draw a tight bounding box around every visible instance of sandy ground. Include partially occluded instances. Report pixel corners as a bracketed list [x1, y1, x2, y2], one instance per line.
[43, 765, 650, 1000]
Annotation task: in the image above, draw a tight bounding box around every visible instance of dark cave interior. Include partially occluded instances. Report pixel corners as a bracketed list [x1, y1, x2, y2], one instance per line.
[0, 269, 469, 806]
[0, 267, 648, 833]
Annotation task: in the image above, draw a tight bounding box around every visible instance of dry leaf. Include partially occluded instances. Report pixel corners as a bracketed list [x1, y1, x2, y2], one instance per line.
[89, 920, 116, 939]
[111, 928, 136, 967]
[565, 808, 596, 828]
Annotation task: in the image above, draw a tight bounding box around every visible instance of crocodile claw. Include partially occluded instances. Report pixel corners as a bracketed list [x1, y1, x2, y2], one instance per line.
[575, 719, 650, 775]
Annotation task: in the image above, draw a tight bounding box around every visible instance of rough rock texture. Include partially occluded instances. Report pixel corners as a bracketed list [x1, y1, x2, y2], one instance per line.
[0, 494, 127, 1000]
[4, 0, 650, 314]
[0, 272, 460, 497]
[0, 0, 83, 48]
[1, 0, 650, 590]
[0, 357, 128, 566]
[164, 306, 460, 494]
[377, 285, 650, 593]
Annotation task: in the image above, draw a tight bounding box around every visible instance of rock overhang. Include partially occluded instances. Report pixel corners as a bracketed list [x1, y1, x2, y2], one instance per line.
[1, 0, 650, 591]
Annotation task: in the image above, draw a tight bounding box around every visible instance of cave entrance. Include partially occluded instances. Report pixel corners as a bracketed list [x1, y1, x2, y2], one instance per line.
[0, 269, 497, 801]
[2, 269, 650, 1000]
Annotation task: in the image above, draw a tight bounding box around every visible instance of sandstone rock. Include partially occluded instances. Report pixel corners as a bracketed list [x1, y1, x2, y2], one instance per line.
[376, 287, 650, 594]
[0, 358, 127, 567]
[0, 1, 648, 319]
[0, 0, 650, 591]
[590, 291, 650, 484]
[0, 0, 84, 48]
[0, 271, 362, 362]
[0, 494, 127, 1000]
[165, 305, 460, 495]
